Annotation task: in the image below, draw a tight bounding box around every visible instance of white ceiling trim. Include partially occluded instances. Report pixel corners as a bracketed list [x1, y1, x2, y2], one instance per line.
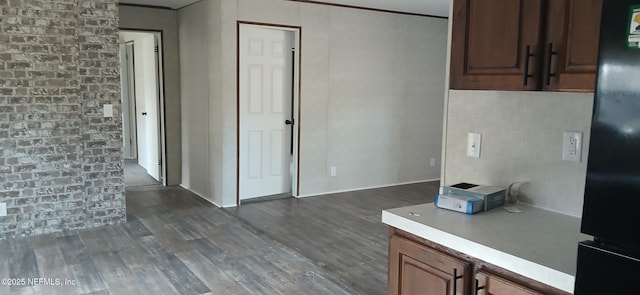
[119, 0, 451, 17]
[298, 0, 449, 17]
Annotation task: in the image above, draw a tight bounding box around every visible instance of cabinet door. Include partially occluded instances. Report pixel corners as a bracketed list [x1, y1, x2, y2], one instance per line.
[544, 0, 602, 91]
[475, 271, 543, 295]
[388, 235, 470, 295]
[450, 0, 545, 90]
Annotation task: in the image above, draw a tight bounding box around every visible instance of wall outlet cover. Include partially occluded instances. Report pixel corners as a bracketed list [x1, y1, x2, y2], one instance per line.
[562, 131, 582, 162]
[467, 133, 482, 158]
[103, 104, 113, 117]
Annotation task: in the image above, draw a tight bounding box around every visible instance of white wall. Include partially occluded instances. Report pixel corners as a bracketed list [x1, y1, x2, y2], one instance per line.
[324, 9, 447, 192]
[179, 0, 448, 207]
[120, 6, 182, 185]
[443, 90, 593, 217]
[178, 1, 210, 199]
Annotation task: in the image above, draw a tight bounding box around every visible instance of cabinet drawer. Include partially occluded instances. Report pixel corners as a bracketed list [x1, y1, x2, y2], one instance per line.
[476, 271, 543, 295]
[388, 235, 471, 295]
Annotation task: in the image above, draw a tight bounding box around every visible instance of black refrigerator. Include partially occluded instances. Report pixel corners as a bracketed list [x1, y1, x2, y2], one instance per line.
[574, 0, 640, 294]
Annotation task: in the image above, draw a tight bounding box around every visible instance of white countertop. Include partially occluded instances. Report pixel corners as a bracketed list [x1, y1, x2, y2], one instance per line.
[382, 203, 590, 294]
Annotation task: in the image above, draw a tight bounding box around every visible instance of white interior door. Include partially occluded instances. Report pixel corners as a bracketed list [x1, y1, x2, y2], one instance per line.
[145, 34, 161, 181]
[239, 25, 294, 200]
[125, 32, 160, 181]
[132, 37, 147, 171]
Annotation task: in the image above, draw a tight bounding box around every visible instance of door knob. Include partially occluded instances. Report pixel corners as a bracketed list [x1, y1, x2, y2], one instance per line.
[285, 119, 294, 125]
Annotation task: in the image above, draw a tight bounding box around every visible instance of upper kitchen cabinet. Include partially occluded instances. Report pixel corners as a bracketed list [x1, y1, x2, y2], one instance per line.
[450, 0, 602, 92]
[450, 0, 544, 90]
[544, 0, 602, 91]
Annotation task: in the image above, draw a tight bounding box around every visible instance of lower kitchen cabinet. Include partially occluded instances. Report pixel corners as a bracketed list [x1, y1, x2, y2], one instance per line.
[475, 271, 543, 295]
[387, 228, 569, 295]
[388, 234, 471, 295]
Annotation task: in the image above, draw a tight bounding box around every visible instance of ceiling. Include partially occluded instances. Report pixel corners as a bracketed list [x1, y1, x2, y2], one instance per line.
[119, 0, 451, 17]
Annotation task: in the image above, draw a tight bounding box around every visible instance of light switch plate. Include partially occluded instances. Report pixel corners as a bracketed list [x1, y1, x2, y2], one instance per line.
[0, 203, 6, 217]
[467, 133, 482, 158]
[103, 104, 113, 117]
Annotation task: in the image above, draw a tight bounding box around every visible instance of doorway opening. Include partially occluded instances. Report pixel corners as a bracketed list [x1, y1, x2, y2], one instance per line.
[237, 22, 301, 205]
[119, 30, 166, 187]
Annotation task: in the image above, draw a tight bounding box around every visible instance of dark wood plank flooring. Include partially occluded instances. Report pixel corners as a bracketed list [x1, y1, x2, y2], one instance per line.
[0, 182, 438, 295]
[229, 182, 438, 295]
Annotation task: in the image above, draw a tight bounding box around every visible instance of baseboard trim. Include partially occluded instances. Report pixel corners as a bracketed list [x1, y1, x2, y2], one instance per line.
[178, 184, 227, 208]
[297, 179, 440, 198]
[181, 179, 441, 206]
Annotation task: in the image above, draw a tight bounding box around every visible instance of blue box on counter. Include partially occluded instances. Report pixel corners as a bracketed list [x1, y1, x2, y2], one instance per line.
[435, 193, 484, 214]
[439, 183, 505, 211]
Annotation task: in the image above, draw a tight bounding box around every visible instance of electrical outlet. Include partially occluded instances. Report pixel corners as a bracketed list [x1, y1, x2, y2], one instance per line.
[0, 203, 6, 217]
[562, 131, 582, 162]
[467, 133, 482, 158]
[330, 166, 336, 177]
[430, 158, 436, 167]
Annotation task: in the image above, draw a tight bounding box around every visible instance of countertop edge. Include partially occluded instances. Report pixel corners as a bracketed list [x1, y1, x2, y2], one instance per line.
[381, 210, 575, 293]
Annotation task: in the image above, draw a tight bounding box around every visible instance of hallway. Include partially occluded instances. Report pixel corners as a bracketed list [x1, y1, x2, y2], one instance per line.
[124, 159, 161, 188]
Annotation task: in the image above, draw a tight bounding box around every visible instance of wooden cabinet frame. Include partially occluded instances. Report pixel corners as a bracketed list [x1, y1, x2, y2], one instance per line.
[387, 228, 571, 295]
[450, 0, 602, 92]
[388, 234, 472, 294]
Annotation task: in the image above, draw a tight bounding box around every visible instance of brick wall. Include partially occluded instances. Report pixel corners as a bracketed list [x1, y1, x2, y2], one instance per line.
[0, 0, 125, 239]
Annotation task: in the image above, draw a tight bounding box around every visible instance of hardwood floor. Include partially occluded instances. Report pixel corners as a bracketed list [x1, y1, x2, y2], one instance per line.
[0, 182, 438, 295]
[123, 159, 161, 188]
[229, 182, 438, 295]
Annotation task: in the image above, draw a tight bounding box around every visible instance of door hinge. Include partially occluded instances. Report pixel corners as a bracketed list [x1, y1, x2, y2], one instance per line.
[154, 46, 159, 53]
[158, 158, 162, 166]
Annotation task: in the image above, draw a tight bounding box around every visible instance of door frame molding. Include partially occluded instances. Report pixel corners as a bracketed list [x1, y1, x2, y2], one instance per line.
[236, 21, 302, 206]
[119, 28, 168, 186]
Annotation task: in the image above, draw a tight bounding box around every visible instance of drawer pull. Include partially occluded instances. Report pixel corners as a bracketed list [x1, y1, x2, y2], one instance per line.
[546, 43, 557, 86]
[452, 268, 464, 294]
[475, 278, 486, 295]
[523, 45, 535, 86]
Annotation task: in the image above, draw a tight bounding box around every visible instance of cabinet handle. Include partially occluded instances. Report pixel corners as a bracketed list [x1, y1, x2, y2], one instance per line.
[546, 43, 557, 86]
[523, 45, 535, 87]
[452, 268, 464, 295]
[475, 279, 485, 295]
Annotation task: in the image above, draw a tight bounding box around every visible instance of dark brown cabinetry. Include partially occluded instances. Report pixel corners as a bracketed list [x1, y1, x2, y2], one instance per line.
[450, 0, 602, 92]
[544, 0, 602, 91]
[475, 271, 543, 295]
[387, 228, 570, 295]
[388, 234, 471, 295]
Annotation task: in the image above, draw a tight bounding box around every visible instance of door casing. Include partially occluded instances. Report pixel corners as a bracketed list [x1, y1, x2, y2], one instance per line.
[119, 29, 167, 185]
[236, 21, 302, 205]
